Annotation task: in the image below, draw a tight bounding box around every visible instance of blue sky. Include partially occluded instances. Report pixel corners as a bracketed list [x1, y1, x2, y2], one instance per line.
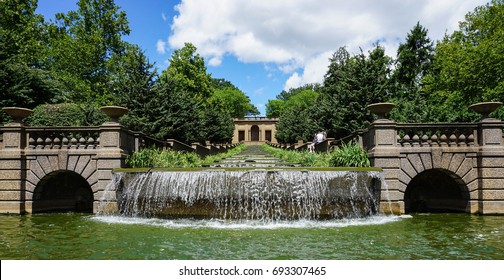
[36, 0, 488, 115]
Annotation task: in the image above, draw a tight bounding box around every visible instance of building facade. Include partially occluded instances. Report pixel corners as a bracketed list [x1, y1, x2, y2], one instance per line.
[233, 117, 278, 144]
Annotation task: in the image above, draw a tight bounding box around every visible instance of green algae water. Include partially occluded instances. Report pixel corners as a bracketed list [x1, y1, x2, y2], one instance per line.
[1, 213, 503, 260]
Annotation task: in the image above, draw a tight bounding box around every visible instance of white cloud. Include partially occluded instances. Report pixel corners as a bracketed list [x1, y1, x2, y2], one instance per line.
[169, 0, 488, 90]
[161, 12, 167, 22]
[156, 39, 167, 54]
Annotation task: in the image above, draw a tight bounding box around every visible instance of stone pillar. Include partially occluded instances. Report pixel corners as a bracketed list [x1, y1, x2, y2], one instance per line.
[94, 107, 129, 214]
[476, 117, 504, 214]
[365, 103, 402, 214]
[0, 122, 28, 214]
[366, 119, 402, 214]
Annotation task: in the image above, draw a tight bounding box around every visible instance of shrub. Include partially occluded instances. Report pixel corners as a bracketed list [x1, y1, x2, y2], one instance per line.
[26, 103, 107, 126]
[329, 141, 370, 167]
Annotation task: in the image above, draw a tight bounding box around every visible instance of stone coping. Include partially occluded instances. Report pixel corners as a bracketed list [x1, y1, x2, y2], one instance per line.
[113, 167, 382, 173]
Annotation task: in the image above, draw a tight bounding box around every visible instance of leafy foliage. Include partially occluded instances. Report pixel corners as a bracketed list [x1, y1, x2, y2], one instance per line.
[26, 103, 107, 126]
[125, 144, 246, 168]
[329, 142, 371, 167]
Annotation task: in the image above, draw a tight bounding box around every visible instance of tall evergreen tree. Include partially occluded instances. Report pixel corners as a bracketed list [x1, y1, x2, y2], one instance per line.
[390, 22, 434, 123]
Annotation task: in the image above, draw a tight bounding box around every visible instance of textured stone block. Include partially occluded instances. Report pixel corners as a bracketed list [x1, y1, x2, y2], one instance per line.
[74, 155, 91, 175]
[407, 153, 424, 174]
[0, 191, 21, 200]
[398, 170, 412, 185]
[462, 170, 478, 186]
[440, 153, 453, 170]
[37, 156, 53, 175]
[481, 168, 504, 178]
[456, 158, 474, 179]
[400, 158, 417, 179]
[0, 160, 23, 169]
[92, 180, 116, 193]
[97, 170, 114, 180]
[482, 190, 504, 200]
[481, 201, 504, 214]
[448, 153, 465, 174]
[67, 155, 79, 171]
[381, 189, 404, 201]
[380, 201, 403, 214]
[467, 201, 479, 214]
[0, 170, 21, 180]
[419, 153, 433, 170]
[480, 179, 504, 189]
[94, 201, 118, 214]
[48, 155, 59, 173]
[30, 160, 46, 180]
[0, 180, 21, 190]
[97, 159, 122, 169]
[0, 202, 22, 214]
[58, 152, 68, 170]
[94, 190, 117, 201]
[380, 168, 400, 180]
[372, 158, 400, 168]
[467, 180, 479, 192]
[479, 157, 504, 167]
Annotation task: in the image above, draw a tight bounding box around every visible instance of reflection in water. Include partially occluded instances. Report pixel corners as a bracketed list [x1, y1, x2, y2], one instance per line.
[1, 213, 503, 260]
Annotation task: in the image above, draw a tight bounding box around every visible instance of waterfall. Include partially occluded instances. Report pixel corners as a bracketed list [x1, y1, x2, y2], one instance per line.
[106, 170, 383, 221]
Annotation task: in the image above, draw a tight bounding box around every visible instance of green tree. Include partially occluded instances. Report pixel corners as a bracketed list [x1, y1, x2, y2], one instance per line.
[319, 45, 392, 137]
[150, 77, 204, 142]
[265, 99, 284, 118]
[424, 0, 504, 122]
[0, 0, 62, 123]
[390, 22, 434, 123]
[161, 42, 213, 101]
[274, 88, 319, 142]
[110, 44, 158, 132]
[47, 0, 130, 104]
[210, 78, 258, 118]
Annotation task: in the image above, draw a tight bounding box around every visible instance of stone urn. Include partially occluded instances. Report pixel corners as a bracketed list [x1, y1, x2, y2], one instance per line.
[100, 106, 128, 123]
[2, 107, 33, 124]
[366, 102, 395, 120]
[469, 102, 502, 119]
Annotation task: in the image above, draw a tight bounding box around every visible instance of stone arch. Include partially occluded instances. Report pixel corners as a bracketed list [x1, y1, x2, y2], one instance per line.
[251, 125, 260, 141]
[32, 170, 94, 213]
[404, 168, 470, 213]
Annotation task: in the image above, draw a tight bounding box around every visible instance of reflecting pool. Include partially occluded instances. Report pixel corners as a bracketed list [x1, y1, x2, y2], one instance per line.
[1, 213, 503, 260]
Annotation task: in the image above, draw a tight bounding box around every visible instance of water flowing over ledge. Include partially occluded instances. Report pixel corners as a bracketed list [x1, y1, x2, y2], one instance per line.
[98, 169, 386, 221]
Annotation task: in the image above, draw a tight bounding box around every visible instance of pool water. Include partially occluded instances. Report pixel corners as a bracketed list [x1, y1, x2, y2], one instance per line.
[1, 213, 503, 260]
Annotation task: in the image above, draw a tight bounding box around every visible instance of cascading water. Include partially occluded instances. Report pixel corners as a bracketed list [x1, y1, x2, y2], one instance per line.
[103, 170, 383, 221]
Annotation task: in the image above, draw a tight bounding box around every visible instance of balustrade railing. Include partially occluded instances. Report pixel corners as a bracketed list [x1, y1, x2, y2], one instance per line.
[26, 127, 100, 149]
[395, 123, 477, 147]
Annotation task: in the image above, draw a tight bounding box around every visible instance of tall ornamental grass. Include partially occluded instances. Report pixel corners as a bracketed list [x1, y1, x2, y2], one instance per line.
[125, 144, 246, 168]
[263, 142, 370, 167]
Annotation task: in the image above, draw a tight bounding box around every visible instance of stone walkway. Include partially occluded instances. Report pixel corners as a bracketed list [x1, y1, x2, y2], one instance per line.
[206, 145, 298, 168]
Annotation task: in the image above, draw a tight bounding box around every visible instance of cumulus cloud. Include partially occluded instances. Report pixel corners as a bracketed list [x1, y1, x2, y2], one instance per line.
[168, 0, 487, 90]
[156, 39, 167, 54]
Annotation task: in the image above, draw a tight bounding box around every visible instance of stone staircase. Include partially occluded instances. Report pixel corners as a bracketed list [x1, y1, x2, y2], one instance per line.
[203, 145, 299, 168]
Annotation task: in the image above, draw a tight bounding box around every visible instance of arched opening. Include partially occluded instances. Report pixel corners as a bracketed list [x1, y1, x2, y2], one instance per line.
[33, 170, 93, 213]
[251, 125, 260, 141]
[404, 169, 469, 213]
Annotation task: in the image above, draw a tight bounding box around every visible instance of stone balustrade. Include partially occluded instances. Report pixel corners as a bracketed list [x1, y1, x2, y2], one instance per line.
[395, 124, 477, 147]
